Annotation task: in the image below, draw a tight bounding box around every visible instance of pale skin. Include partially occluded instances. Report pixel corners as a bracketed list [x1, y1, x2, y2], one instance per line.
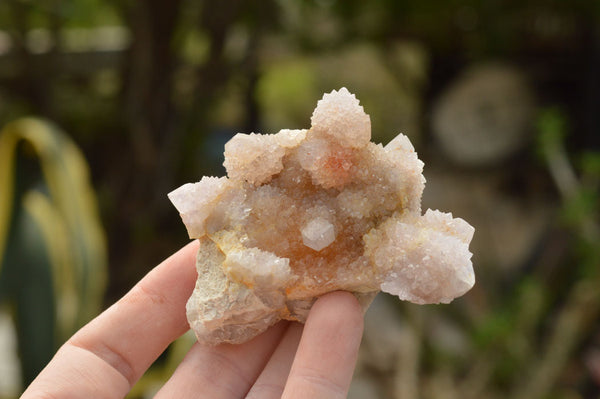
[21, 240, 364, 399]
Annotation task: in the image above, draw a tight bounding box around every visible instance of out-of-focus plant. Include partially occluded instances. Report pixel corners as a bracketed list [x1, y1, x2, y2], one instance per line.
[536, 108, 599, 255]
[508, 108, 600, 399]
[463, 108, 600, 399]
[126, 331, 196, 399]
[0, 118, 107, 390]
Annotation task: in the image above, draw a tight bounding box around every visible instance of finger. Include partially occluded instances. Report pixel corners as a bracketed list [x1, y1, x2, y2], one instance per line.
[246, 322, 304, 399]
[281, 291, 364, 399]
[155, 321, 289, 398]
[21, 240, 200, 399]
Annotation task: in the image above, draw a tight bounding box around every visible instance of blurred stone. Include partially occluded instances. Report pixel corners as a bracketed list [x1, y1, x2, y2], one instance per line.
[348, 375, 382, 399]
[426, 313, 470, 357]
[422, 371, 460, 399]
[584, 347, 600, 385]
[432, 63, 536, 166]
[362, 294, 406, 370]
[422, 168, 552, 271]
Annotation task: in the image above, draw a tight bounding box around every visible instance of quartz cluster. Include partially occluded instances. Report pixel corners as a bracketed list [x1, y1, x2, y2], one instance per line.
[169, 88, 475, 346]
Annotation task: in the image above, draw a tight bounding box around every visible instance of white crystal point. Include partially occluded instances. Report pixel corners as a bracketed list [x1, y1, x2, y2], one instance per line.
[310, 87, 371, 148]
[223, 133, 286, 185]
[171, 88, 476, 346]
[365, 212, 475, 304]
[301, 217, 336, 251]
[383, 133, 426, 212]
[167, 176, 231, 238]
[223, 247, 293, 289]
[274, 129, 307, 148]
[422, 208, 475, 244]
[384, 133, 424, 173]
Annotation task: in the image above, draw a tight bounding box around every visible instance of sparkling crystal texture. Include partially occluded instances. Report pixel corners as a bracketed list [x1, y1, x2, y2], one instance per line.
[168, 88, 476, 345]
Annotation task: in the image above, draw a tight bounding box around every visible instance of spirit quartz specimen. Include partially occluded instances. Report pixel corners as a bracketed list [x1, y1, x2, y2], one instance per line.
[169, 88, 475, 346]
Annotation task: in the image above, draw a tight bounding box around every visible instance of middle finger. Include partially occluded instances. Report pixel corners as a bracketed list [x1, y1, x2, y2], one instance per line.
[154, 321, 289, 398]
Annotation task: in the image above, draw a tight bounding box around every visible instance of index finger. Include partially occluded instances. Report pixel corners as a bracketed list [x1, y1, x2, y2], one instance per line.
[22, 240, 199, 399]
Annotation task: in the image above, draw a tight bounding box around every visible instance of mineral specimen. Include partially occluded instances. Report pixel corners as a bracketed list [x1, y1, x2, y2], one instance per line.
[169, 88, 475, 346]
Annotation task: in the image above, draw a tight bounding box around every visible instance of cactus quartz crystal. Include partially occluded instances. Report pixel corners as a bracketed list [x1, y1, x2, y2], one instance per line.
[169, 88, 475, 346]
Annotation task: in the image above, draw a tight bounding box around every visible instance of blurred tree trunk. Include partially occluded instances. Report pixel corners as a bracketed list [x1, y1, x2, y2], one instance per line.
[179, 0, 243, 171]
[106, 0, 183, 299]
[106, 0, 256, 300]
[6, 0, 56, 116]
[123, 0, 181, 174]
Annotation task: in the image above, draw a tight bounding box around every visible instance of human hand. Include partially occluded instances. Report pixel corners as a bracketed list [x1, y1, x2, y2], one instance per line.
[21, 241, 364, 398]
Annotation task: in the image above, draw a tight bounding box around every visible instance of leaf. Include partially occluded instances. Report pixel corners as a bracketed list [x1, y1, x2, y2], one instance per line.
[1, 193, 56, 386]
[0, 117, 108, 387]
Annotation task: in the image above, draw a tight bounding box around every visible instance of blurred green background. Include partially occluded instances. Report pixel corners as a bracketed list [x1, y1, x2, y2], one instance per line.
[0, 0, 599, 398]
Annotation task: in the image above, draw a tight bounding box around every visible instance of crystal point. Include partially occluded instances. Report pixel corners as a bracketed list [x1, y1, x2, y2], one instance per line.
[301, 217, 336, 251]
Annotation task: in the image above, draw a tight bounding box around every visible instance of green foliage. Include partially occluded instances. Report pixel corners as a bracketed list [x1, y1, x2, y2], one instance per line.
[535, 108, 568, 160]
[580, 151, 600, 181]
[256, 58, 320, 131]
[0, 118, 107, 387]
[127, 331, 196, 398]
[562, 187, 598, 228]
[0, 0, 120, 30]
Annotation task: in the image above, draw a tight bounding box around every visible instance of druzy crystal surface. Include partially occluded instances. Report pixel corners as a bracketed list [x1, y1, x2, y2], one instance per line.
[169, 88, 475, 345]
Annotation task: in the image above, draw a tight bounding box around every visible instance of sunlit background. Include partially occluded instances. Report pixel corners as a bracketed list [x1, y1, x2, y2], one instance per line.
[0, 1, 599, 398]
